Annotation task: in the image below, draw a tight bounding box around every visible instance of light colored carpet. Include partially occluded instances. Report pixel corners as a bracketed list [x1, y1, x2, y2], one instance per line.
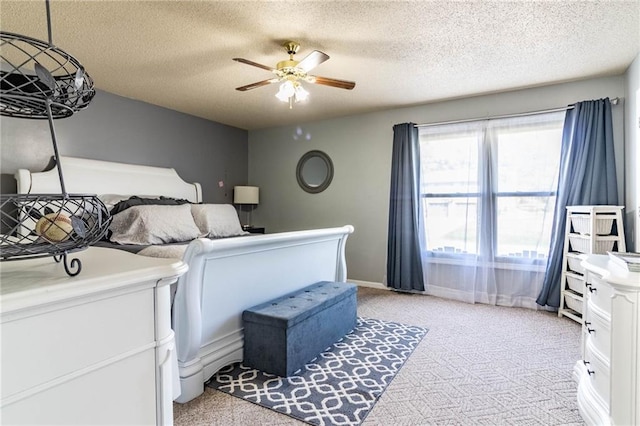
[173, 287, 584, 426]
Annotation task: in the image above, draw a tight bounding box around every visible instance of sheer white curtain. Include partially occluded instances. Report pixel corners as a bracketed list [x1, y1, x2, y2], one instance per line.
[419, 112, 565, 308]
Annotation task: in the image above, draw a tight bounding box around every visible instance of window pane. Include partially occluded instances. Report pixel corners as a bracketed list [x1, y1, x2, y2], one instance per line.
[496, 196, 556, 258]
[423, 197, 477, 254]
[496, 127, 562, 193]
[420, 133, 478, 194]
[419, 113, 563, 260]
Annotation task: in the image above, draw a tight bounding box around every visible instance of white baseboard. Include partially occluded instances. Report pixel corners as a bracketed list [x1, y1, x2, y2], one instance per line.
[348, 279, 388, 290]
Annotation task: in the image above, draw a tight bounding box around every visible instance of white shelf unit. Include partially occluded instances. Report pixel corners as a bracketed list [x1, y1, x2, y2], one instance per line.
[558, 206, 626, 323]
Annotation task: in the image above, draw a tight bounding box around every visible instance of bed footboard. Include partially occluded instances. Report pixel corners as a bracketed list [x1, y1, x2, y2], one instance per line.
[172, 225, 354, 403]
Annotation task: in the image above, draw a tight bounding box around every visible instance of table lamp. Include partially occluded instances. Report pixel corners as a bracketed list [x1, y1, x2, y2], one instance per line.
[234, 186, 259, 229]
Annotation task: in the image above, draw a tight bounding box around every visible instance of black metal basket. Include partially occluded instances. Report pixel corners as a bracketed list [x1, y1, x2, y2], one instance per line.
[0, 194, 111, 275]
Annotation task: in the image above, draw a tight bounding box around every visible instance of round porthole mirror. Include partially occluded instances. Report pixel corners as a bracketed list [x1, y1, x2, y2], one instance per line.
[296, 150, 334, 194]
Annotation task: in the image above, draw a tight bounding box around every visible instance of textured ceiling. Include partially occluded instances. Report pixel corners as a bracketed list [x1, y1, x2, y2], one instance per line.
[1, 1, 639, 130]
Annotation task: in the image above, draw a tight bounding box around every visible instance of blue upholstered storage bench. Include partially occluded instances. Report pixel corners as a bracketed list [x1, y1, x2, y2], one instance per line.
[243, 281, 357, 377]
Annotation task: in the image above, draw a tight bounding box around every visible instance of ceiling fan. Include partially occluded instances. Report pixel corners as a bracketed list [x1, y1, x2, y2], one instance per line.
[233, 41, 356, 108]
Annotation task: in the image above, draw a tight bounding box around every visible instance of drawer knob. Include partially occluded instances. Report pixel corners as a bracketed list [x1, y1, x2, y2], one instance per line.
[587, 327, 596, 334]
[583, 360, 595, 376]
[588, 285, 597, 294]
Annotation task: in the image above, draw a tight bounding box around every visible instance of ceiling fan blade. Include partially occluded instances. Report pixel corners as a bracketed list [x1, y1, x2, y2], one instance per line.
[309, 75, 356, 90]
[296, 50, 330, 72]
[233, 58, 276, 72]
[235, 78, 278, 91]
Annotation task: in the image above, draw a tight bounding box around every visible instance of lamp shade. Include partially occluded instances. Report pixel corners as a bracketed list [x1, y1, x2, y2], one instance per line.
[234, 186, 259, 204]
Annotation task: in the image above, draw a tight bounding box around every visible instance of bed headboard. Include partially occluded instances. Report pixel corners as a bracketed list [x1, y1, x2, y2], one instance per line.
[15, 156, 202, 203]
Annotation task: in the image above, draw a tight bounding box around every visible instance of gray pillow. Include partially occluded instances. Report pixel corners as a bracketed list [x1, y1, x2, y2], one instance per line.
[109, 204, 203, 245]
[191, 204, 248, 238]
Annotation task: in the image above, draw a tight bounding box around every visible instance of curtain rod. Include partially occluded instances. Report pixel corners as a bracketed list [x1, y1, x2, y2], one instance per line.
[416, 97, 619, 128]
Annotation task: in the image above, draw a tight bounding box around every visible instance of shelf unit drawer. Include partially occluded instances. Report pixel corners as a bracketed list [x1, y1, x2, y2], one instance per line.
[566, 272, 585, 294]
[569, 234, 618, 254]
[566, 253, 586, 274]
[570, 215, 614, 236]
[564, 291, 583, 314]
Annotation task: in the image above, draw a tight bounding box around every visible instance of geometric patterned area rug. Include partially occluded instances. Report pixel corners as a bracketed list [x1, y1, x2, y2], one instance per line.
[207, 317, 428, 426]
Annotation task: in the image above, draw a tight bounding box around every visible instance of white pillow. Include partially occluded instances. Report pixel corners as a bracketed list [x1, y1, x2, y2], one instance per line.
[109, 204, 203, 245]
[191, 204, 247, 238]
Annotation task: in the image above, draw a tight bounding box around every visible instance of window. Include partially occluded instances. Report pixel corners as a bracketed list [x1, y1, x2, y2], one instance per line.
[419, 112, 564, 262]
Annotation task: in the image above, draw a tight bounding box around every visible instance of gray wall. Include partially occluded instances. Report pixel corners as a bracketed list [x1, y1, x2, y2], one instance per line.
[625, 52, 640, 251]
[1, 90, 248, 202]
[248, 75, 628, 284]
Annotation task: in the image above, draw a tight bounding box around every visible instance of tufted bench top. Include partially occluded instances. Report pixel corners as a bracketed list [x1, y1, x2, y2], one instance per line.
[243, 281, 357, 328]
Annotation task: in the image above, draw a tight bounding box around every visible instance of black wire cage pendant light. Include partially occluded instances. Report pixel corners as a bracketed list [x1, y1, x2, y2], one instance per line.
[0, 0, 111, 276]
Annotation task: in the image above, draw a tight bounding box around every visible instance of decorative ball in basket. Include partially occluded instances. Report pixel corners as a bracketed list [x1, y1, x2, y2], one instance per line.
[36, 212, 75, 243]
[0, 0, 110, 276]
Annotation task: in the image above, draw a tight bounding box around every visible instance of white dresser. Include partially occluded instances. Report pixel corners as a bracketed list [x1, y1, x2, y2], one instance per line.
[0, 247, 188, 425]
[577, 255, 640, 426]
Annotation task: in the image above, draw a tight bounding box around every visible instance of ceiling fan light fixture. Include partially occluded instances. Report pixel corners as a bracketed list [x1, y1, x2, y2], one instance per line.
[275, 80, 308, 104]
[275, 81, 295, 102]
[294, 83, 309, 102]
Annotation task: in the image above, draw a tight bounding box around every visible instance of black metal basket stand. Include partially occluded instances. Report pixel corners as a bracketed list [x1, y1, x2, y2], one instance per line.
[1, 0, 110, 276]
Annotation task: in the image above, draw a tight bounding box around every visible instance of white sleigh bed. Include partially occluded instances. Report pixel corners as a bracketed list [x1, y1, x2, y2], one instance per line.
[16, 156, 354, 403]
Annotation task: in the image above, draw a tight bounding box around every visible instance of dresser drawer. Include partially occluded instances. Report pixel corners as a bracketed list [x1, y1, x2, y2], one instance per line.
[2, 287, 155, 399]
[2, 348, 157, 425]
[584, 304, 611, 359]
[583, 341, 610, 410]
[586, 273, 613, 315]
